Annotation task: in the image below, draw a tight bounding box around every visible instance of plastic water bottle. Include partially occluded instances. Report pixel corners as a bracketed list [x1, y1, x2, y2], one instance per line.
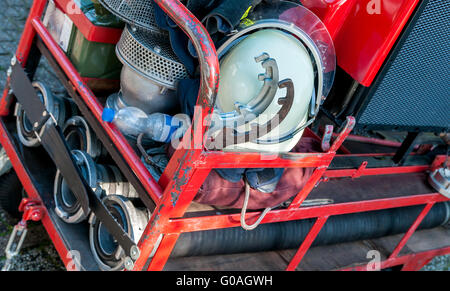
[102, 107, 186, 143]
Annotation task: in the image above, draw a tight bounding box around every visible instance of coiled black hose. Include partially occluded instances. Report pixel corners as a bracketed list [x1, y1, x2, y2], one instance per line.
[171, 202, 450, 257]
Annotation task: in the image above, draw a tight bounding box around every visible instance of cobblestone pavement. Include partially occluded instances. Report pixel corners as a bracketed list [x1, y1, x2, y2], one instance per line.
[0, 0, 66, 94]
[0, 0, 448, 271]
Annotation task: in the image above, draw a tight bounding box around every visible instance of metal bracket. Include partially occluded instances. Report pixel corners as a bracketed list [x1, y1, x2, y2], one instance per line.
[321, 125, 334, 152]
[352, 161, 368, 179]
[18, 198, 45, 223]
[393, 132, 420, 165]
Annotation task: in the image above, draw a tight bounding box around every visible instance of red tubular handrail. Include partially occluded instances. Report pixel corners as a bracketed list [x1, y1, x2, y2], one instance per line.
[156, 0, 220, 187]
[154, 0, 219, 126]
[134, 0, 220, 270]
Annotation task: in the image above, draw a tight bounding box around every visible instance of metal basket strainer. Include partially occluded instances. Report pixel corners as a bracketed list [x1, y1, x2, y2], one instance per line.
[116, 25, 188, 89]
[99, 0, 166, 36]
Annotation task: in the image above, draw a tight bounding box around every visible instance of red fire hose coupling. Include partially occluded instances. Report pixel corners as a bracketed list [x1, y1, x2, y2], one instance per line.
[18, 198, 45, 224]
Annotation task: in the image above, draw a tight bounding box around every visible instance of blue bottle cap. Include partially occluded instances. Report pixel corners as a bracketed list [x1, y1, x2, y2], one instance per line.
[102, 108, 116, 123]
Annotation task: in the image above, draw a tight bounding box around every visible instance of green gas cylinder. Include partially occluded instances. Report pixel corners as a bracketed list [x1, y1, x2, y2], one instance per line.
[44, 0, 124, 93]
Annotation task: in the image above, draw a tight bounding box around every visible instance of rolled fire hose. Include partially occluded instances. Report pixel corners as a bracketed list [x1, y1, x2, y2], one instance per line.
[63, 116, 106, 160]
[170, 202, 450, 257]
[54, 150, 138, 224]
[15, 82, 67, 148]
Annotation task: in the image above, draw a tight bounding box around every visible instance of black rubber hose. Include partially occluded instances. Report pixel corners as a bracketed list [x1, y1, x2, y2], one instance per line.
[171, 202, 450, 257]
[0, 170, 24, 219]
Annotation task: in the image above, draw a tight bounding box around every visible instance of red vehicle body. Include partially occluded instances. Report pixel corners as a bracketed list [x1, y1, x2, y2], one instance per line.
[0, 0, 448, 271]
[303, 0, 421, 87]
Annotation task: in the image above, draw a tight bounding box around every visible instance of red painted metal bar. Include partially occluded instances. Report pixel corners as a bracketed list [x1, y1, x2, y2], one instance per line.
[134, 0, 220, 271]
[400, 256, 434, 271]
[431, 155, 448, 170]
[30, 17, 163, 203]
[165, 193, 448, 234]
[136, 167, 212, 270]
[340, 246, 450, 271]
[329, 117, 356, 152]
[324, 165, 429, 178]
[15, 0, 47, 64]
[331, 132, 417, 149]
[54, 0, 123, 44]
[154, 1, 219, 111]
[286, 216, 329, 271]
[156, 0, 221, 188]
[147, 233, 181, 271]
[197, 151, 334, 169]
[0, 84, 12, 117]
[287, 117, 356, 209]
[350, 161, 367, 179]
[324, 155, 447, 179]
[317, 126, 352, 155]
[388, 202, 435, 259]
[0, 120, 72, 269]
[289, 166, 328, 209]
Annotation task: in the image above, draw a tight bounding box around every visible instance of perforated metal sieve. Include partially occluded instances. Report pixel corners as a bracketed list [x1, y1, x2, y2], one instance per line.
[116, 25, 188, 89]
[99, 0, 166, 36]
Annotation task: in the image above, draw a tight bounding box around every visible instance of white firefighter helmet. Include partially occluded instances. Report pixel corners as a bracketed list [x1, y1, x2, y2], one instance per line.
[208, 2, 335, 153]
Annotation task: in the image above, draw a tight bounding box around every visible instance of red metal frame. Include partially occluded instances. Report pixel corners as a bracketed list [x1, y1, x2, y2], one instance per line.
[286, 216, 329, 271]
[324, 154, 446, 179]
[0, 0, 448, 272]
[341, 246, 450, 271]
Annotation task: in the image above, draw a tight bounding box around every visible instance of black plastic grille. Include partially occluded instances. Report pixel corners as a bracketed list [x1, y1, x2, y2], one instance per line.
[357, 0, 450, 132]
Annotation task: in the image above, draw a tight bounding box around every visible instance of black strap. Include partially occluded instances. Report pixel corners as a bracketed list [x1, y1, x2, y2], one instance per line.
[10, 63, 90, 214]
[9, 62, 137, 260]
[10, 64, 49, 127]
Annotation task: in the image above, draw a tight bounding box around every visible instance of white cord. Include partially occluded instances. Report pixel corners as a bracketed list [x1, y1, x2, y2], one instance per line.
[240, 182, 272, 231]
